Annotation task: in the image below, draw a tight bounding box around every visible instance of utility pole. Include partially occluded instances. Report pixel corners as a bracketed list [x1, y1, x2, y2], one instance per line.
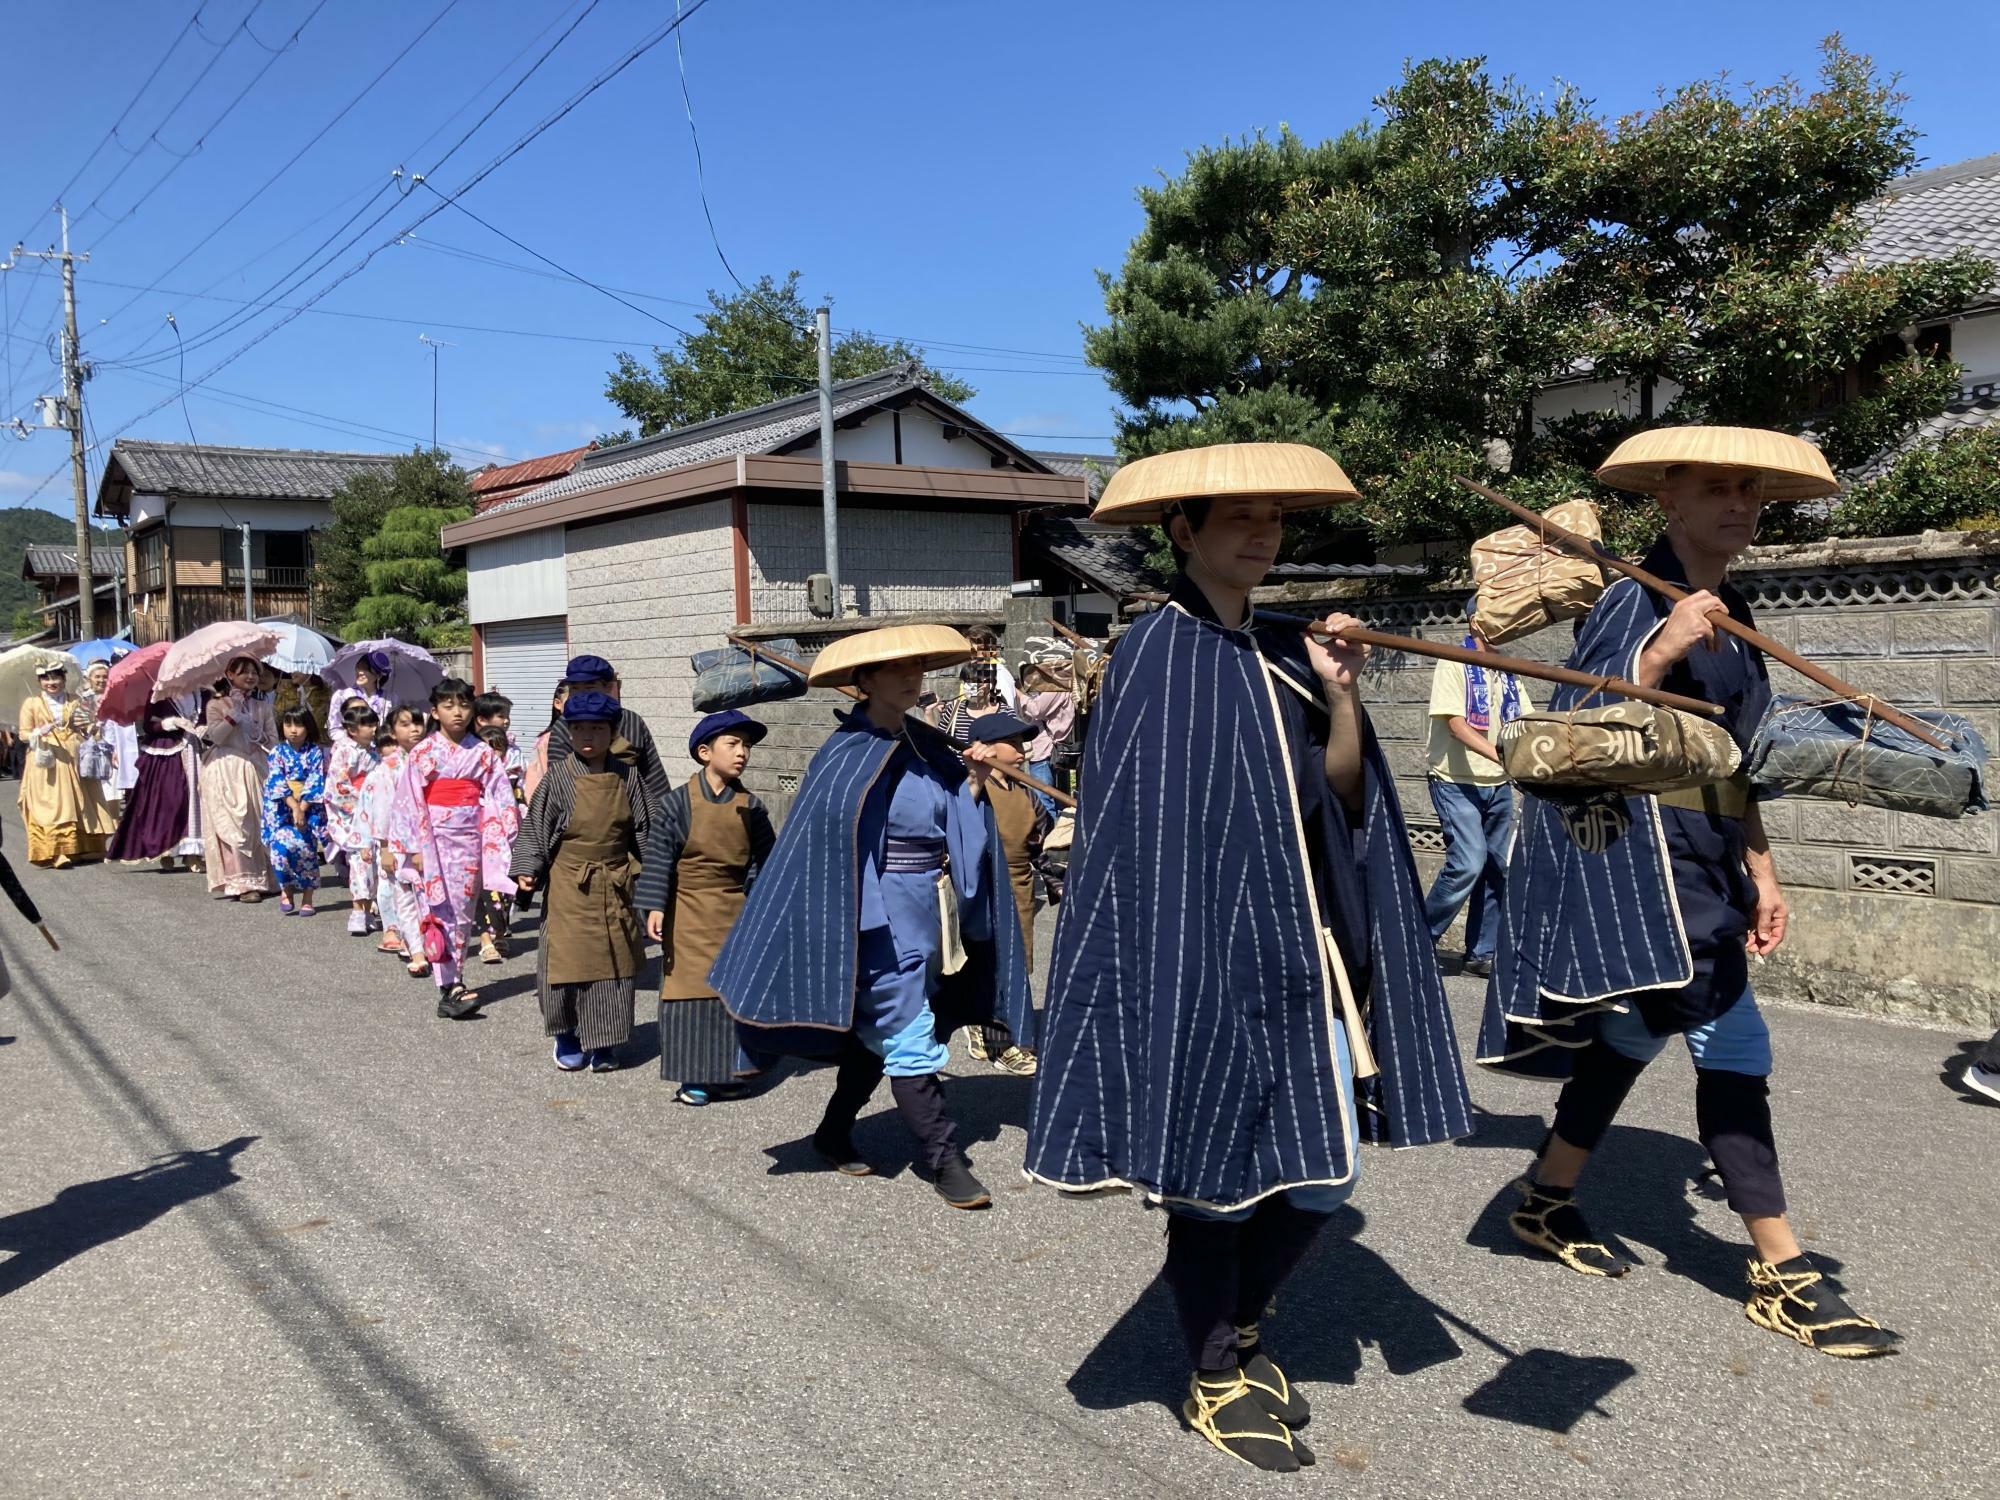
[418, 334, 456, 450]
[16, 206, 95, 638]
[816, 306, 841, 619]
[240, 523, 254, 621]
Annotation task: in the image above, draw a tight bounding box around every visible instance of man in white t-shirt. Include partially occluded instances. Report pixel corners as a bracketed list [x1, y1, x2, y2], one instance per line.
[1422, 598, 1532, 977]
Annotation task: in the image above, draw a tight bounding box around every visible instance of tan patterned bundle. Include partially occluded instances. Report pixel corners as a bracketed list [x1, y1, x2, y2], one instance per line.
[1497, 702, 1742, 795]
[1469, 499, 1607, 646]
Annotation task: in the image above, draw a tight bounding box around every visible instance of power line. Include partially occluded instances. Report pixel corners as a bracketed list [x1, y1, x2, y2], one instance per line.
[99, 0, 614, 375]
[412, 178, 697, 340]
[70, 0, 276, 231]
[31, 0, 721, 504]
[112, 360, 510, 460]
[4, 3, 207, 251]
[670, 0, 743, 292]
[94, 0, 465, 334]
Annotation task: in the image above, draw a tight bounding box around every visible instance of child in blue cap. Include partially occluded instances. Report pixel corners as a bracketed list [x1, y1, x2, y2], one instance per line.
[635, 709, 774, 1104]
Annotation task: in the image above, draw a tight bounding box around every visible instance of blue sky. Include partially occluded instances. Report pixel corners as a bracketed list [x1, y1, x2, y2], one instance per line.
[1, 1, 1992, 517]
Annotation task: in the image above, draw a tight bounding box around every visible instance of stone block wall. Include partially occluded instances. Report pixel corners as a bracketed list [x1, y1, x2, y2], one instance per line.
[565, 500, 734, 771]
[746, 502, 1014, 621]
[1262, 532, 2000, 1028]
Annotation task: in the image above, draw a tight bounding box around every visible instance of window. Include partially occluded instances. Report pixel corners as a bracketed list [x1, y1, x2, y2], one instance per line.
[223, 529, 313, 589]
[135, 529, 166, 593]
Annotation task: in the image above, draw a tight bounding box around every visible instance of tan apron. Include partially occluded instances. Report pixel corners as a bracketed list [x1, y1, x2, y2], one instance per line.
[989, 778, 1040, 968]
[660, 776, 752, 1001]
[543, 772, 643, 987]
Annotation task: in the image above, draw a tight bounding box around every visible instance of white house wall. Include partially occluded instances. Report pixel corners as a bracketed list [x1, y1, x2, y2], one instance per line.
[127, 495, 334, 531]
[1953, 310, 2000, 382]
[564, 498, 734, 769]
[467, 527, 567, 624]
[788, 409, 1004, 469]
[1532, 377, 1686, 430]
[746, 502, 1013, 621]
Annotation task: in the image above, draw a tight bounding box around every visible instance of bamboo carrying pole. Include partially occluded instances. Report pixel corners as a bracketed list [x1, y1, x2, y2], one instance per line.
[1125, 594, 1722, 718]
[1452, 475, 1951, 752]
[725, 635, 1078, 811]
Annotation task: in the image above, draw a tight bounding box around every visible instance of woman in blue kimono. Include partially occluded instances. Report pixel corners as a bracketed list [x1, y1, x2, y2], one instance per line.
[1482, 426, 1898, 1359]
[1025, 444, 1474, 1474]
[708, 624, 1032, 1212]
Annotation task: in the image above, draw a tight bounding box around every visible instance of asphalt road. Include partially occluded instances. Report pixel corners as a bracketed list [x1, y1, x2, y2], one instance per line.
[2, 802, 1995, 1500]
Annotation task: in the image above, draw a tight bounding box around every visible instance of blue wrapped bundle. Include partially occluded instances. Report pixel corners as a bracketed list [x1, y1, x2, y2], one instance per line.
[690, 639, 809, 712]
[1745, 696, 1990, 820]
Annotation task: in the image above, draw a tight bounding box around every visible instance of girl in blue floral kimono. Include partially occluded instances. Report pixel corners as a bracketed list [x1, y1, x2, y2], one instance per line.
[261, 707, 329, 916]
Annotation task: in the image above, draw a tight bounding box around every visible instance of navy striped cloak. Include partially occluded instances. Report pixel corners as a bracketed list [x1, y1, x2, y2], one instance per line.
[1024, 591, 1474, 1212]
[706, 711, 1032, 1049]
[1476, 553, 1768, 1077]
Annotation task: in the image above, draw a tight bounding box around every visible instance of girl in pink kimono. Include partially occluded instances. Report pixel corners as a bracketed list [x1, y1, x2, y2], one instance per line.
[325, 700, 382, 936]
[390, 678, 518, 1019]
[366, 706, 429, 973]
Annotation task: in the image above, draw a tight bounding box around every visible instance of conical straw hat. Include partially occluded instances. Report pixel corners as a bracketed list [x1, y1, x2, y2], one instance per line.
[1595, 426, 1837, 502]
[1093, 442, 1360, 526]
[808, 624, 973, 688]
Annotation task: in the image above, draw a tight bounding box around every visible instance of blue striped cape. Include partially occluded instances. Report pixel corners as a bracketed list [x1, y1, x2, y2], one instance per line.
[1024, 595, 1473, 1213]
[707, 711, 1031, 1046]
[1477, 571, 1755, 1075]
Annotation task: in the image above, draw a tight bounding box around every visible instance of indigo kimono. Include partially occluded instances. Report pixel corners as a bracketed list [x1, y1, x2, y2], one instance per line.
[707, 710, 1032, 1056]
[1024, 578, 1474, 1213]
[1478, 538, 1770, 1077]
[260, 741, 328, 891]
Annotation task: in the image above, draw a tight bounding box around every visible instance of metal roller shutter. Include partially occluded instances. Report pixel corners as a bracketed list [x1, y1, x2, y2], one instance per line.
[480, 616, 569, 717]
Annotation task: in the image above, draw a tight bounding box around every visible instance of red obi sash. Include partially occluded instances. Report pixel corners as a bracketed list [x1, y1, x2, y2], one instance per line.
[425, 776, 481, 807]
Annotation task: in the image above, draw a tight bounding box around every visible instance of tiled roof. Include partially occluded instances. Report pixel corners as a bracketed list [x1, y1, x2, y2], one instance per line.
[1021, 512, 1164, 598]
[484, 364, 1054, 518]
[1841, 153, 2000, 305]
[1027, 450, 1121, 501]
[105, 440, 396, 501]
[1848, 379, 2000, 483]
[470, 446, 589, 493]
[1266, 561, 1429, 580]
[22, 545, 124, 580]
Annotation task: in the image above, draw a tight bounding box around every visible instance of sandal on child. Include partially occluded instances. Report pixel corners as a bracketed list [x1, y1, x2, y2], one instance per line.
[1182, 1369, 1304, 1472]
[436, 986, 481, 1020]
[277, 894, 296, 915]
[406, 957, 431, 978]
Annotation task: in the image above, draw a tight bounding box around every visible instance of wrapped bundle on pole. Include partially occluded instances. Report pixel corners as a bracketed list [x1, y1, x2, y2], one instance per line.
[689, 638, 810, 712]
[1468, 498, 1608, 646]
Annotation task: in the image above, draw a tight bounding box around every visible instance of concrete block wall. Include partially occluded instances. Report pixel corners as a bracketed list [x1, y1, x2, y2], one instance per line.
[564, 499, 734, 778]
[746, 502, 1013, 621]
[1272, 534, 2000, 1027]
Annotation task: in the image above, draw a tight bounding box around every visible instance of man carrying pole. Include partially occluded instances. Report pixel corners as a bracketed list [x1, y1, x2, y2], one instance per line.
[1477, 425, 1900, 1359]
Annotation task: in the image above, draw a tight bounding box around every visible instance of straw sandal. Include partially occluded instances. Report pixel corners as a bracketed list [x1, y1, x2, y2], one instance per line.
[1744, 1256, 1900, 1358]
[1182, 1369, 1311, 1472]
[1509, 1180, 1636, 1277]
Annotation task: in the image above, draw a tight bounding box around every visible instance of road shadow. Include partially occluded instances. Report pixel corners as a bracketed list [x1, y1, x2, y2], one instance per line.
[1453, 1106, 1842, 1303]
[1939, 1040, 2000, 1108]
[1066, 1204, 1632, 1434]
[0, 1136, 257, 1298]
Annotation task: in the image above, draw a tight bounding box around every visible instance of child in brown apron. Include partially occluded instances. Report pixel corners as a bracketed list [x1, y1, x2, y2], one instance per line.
[509, 690, 654, 1073]
[959, 710, 1049, 1076]
[635, 710, 775, 1105]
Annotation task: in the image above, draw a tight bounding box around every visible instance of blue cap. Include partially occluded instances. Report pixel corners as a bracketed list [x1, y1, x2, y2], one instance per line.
[689, 709, 768, 761]
[562, 689, 622, 724]
[563, 654, 616, 685]
[967, 710, 1033, 744]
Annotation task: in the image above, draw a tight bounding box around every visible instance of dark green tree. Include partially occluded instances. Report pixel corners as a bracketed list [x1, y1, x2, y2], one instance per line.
[604, 272, 975, 437]
[1091, 40, 1993, 553]
[313, 448, 473, 647]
